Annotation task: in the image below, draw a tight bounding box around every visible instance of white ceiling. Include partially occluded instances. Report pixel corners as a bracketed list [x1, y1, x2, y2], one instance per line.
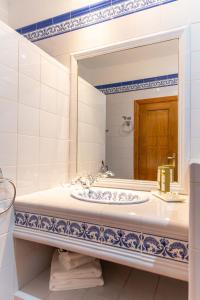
[79, 39, 179, 70]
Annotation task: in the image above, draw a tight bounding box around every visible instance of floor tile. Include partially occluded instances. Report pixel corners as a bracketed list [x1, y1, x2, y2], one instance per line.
[117, 268, 159, 300]
[22, 269, 50, 299]
[154, 276, 188, 300]
[18, 261, 188, 300]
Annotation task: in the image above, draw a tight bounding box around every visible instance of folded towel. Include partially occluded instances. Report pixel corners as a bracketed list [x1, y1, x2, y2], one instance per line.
[49, 276, 104, 291]
[58, 250, 95, 271]
[51, 251, 102, 280]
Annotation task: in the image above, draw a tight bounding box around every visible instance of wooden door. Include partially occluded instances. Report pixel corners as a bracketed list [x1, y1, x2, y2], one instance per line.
[134, 96, 178, 181]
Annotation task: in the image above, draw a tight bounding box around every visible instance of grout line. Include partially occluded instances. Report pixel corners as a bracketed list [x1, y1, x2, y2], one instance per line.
[122, 268, 132, 289]
[153, 276, 161, 300]
[16, 37, 20, 188]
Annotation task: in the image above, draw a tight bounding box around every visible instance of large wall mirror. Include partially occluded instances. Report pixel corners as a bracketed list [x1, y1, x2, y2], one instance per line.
[76, 39, 179, 183]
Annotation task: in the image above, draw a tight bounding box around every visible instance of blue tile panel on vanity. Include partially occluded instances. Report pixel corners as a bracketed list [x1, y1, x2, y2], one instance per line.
[15, 210, 188, 264]
[16, 0, 178, 42]
[95, 73, 178, 95]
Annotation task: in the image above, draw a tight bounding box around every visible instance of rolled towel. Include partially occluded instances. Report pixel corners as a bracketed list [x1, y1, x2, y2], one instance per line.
[51, 251, 102, 280]
[49, 276, 104, 291]
[58, 250, 95, 271]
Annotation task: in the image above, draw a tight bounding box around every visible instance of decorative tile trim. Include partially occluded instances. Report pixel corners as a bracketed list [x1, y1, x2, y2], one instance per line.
[95, 73, 178, 95]
[15, 210, 188, 263]
[16, 0, 177, 42]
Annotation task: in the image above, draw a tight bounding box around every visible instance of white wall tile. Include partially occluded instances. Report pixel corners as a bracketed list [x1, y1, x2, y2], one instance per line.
[56, 92, 69, 117]
[0, 209, 13, 235]
[190, 182, 200, 249]
[55, 140, 69, 163]
[0, 22, 70, 200]
[57, 116, 69, 140]
[38, 164, 54, 190]
[19, 40, 40, 81]
[191, 138, 200, 159]
[191, 109, 200, 138]
[40, 84, 57, 113]
[191, 79, 200, 109]
[191, 0, 200, 23]
[40, 111, 57, 138]
[191, 51, 200, 80]
[0, 64, 18, 101]
[0, 263, 15, 300]
[0, 133, 17, 166]
[17, 165, 39, 196]
[18, 104, 39, 136]
[191, 23, 200, 52]
[41, 57, 57, 89]
[56, 67, 70, 94]
[39, 137, 56, 164]
[0, 233, 14, 269]
[0, 98, 18, 133]
[0, 28, 18, 70]
[19, 73, 40, 108]
[0, 166, 16, 183]
[17, 135, 39, 165]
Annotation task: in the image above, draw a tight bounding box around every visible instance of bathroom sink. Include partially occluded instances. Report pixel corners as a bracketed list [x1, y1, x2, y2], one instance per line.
[71, 187, 149, 204]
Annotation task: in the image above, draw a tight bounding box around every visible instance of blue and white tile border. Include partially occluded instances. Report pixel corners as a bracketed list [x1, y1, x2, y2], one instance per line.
[15, 210, 188, 264]
[95, 73, 178, 95]
[16, 0, 177, 42]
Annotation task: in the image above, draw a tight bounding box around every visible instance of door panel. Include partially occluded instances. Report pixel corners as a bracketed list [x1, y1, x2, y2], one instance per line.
[134, 96, 178, 181]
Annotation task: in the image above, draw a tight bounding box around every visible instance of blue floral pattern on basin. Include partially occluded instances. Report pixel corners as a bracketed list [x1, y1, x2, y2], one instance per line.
[17, 0, 177, 42]
[71, 187, 150, 204]
[15, 211, 188, 263]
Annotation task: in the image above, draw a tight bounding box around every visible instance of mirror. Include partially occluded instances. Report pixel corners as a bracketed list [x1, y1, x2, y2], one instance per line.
[77, 39, 179, 182]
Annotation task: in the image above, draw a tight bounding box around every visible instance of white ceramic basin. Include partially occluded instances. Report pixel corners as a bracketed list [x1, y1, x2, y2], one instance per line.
[71, 187, 150, 204]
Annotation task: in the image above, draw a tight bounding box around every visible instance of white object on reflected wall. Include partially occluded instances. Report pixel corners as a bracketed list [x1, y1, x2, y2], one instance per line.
[121, 116, 133, 134]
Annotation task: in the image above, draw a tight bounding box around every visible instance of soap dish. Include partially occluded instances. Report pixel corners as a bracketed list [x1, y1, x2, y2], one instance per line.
[151, 190, 186, 203]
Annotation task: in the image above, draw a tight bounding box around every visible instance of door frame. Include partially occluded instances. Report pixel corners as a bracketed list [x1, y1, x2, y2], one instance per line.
[134, 96, 178, 180]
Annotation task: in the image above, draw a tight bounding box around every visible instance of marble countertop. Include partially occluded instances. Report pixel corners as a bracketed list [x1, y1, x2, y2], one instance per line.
[14, 186, 189, 241]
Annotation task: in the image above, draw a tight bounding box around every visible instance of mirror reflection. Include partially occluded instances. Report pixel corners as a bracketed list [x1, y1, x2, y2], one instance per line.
[77, 39, 179, 182]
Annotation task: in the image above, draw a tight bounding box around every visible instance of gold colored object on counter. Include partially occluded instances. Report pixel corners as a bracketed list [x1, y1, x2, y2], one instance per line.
[157, 165, 175, 193]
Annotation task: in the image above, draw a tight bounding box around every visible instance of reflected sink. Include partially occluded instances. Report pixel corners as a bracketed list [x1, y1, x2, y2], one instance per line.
[71, 187, 150, 204]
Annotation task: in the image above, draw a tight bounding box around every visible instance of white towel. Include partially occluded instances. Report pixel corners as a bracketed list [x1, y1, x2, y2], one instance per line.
[49, 276, 104, 291]
[51, 251, 102, 280]
[58, 250, 95, 271]
[49, 251, 104, 291]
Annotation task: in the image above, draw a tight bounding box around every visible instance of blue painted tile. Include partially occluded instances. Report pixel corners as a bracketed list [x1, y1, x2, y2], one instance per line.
[168, 73, 178, 79]
[37, 18, 53, 29]
[144, 77, 156, 83]
[132, 79, 143, 84]
[121, 80, 132, 86]
[112, 0, 128, 4]
[71, 5, 90, 18]
[53, 12, 71, 24]
[16, 28, 22, 34]
[21, 24, 37, 34]
[90, 0, 112, 12]
[109, 82, 122, 87]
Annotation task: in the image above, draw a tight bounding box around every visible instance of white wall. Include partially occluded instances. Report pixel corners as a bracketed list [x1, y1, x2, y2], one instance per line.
[0, 0, 8, 23]
[106, 85, 178, 179]
[78, 77, 106, 175]
[0, 22, 70, 196]
[0, 20, 70, 298]
[189, 2, 200, 300]
[8, 0, 99, 29]
[5, 1, 188, 69]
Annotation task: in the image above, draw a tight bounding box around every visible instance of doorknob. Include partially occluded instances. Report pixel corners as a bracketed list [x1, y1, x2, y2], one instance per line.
[168, 153, 176, 167]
